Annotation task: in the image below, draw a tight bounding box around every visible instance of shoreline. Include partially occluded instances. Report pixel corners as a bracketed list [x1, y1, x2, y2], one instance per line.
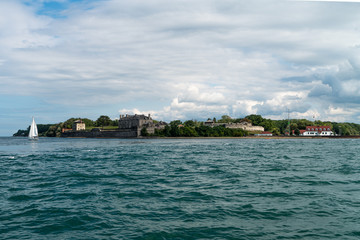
[142, 136, 360, 139]
[58, 135, 360, 139]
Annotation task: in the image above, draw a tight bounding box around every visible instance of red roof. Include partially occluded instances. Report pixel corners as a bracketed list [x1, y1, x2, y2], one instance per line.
[305, 126, 331, 132]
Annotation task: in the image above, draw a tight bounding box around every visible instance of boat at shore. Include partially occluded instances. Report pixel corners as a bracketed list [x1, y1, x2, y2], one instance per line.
[29, 117, 38, 140]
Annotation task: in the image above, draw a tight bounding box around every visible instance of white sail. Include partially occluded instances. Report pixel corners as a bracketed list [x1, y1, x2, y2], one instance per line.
[29, 117, 38, 139]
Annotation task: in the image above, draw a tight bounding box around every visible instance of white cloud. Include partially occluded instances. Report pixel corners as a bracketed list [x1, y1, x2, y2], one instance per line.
[327, 106, 353, 115]
[177, 85, 227, 104]
[2, 0, 360, 128]
[232, 100, 262, 116]
[341, 80, 360, 96]
[0, 1, 54, 49]
[120, 86, 232, 121]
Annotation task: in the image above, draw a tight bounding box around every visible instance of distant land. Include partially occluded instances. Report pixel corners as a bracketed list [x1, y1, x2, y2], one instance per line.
[13, 114, 360, 138]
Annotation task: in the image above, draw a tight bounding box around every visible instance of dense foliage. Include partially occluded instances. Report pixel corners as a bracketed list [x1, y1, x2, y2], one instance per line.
[13, 124, 53, 137]
[244, 114, 360, 136]
[152, 120, 248, 137]
[95, 115, 118, 127]
[13, 116, 118, 137]
[152, 114, 360, 137]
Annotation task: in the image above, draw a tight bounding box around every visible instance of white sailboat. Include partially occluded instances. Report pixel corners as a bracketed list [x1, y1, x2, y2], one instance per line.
[29, 117, 38, 140]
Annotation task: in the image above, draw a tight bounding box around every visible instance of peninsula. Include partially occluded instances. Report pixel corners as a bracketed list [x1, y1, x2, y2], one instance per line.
[13, 113, 360, 138]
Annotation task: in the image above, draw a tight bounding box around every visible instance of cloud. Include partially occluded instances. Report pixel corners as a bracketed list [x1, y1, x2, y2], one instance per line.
[120, 85, 231, 121]
[308, 83, 332, 97]
[177, 85, 227, 105]
[2, 0, 360, 132]
[0, 1, 54, 49]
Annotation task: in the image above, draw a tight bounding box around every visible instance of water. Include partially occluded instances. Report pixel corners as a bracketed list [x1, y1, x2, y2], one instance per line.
[1, 137, 360, 239]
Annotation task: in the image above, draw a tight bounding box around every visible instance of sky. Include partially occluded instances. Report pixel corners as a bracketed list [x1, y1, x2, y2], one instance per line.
[1, 0, 360, 136]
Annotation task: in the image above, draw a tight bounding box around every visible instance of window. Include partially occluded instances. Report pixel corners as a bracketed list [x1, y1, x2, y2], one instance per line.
[319, 128, 322, 131]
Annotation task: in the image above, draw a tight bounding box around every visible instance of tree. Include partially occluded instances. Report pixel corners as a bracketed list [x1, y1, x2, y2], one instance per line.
[170, 120, 182, 127]
[184, 120, 195, 127]
[111, 119, 118, 126]
[272, 128, 281, 136]
[13, 128, 29, 137]
[290, 123, 298, 130]
[245, 114, 264, 126]
[170, 125, 180, 137]
[63, 118, 76, 129]
[314, 120, 324, 126]
[218, 115, 232, 123]
[81, 118, 95, 127]
[294, 128, 300, 136]
[169, 120, 182, 137]
[195, 125, 212, 137]
[141, 127, 149, 136]
[274, 119, 289, 134]
[296, 119, 313, 130]
[96, 115, 111, 127]
[164, 125, 171, 137]
[261, 119, 275, 131]
[181, 126, 198, 137]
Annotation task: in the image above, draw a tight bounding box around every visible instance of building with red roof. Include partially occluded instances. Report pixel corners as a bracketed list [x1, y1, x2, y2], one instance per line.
[301, 126, 334, 136]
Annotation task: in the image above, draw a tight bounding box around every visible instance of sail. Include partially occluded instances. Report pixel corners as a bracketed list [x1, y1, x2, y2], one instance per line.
[29, 117, 38, 139]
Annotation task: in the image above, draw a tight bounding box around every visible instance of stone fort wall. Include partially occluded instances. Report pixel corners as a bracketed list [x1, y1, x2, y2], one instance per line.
[61, 130, 138, 138]
[205, 121, 264, 132]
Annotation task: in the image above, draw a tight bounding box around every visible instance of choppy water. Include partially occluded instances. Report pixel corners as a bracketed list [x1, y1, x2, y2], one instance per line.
[1, 137, 360, 239]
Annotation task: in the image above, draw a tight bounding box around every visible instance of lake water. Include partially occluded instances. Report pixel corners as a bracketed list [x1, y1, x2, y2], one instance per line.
[1, 137, 360, 239]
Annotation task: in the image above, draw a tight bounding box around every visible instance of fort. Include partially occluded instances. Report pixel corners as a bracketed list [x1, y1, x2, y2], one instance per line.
[62, 114, 157, 138]
[118, 114, 155, 136]
[204, 119, 264, 132]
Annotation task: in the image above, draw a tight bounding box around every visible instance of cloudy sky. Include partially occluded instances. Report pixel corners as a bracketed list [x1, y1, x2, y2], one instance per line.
[1, 0, 360, 135]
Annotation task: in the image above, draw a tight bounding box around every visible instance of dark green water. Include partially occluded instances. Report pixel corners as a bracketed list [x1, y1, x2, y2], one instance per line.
[1, 137, 360, 239]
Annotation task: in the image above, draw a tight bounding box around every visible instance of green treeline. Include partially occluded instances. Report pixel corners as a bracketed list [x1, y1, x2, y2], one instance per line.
[149, 120, 248, 137]
[153, 115, 360, 137]
[13, 115, 118, 137]
[13, 124, 53, 137]
[13, 114, 360, 137]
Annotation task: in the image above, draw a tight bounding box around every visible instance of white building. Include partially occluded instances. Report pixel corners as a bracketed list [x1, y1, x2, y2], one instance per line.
[255, 131, 273, 136]
[301, 126, 334, 136]
[72, 120, 86, 131]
